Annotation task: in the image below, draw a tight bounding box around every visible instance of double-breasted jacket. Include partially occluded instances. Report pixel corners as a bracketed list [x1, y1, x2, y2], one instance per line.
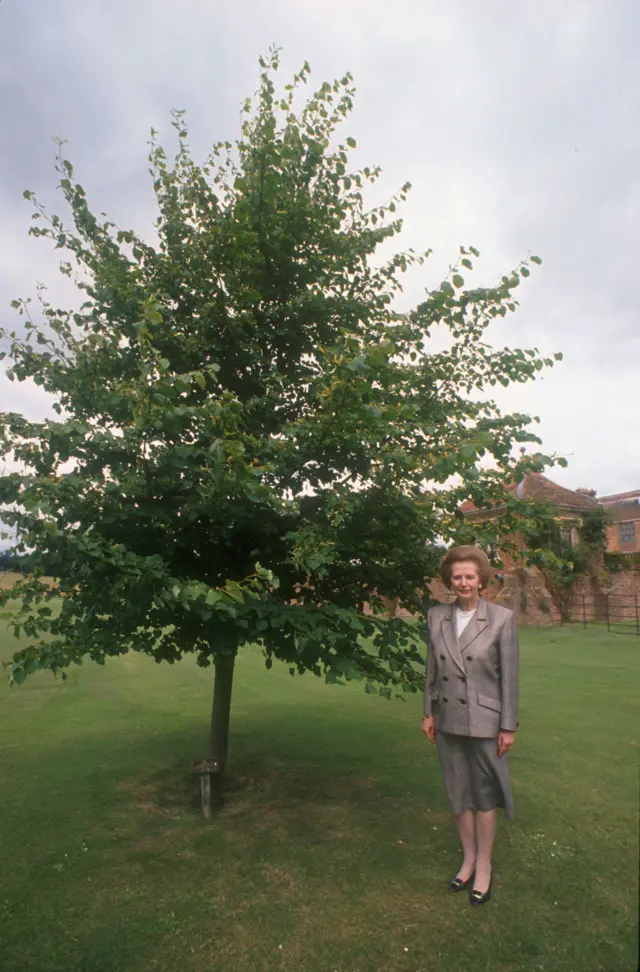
[423, 598, 519, 738]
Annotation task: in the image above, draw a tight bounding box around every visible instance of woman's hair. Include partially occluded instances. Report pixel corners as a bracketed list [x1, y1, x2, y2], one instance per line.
[439, 545, 493, 590]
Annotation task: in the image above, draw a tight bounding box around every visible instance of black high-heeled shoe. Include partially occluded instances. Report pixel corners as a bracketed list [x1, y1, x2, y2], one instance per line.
[469, 881, 492, 906]
[449, 872, 474, 892]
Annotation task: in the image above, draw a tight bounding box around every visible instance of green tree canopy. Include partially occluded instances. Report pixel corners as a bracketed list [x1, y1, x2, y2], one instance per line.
[0, 51, 563, 776]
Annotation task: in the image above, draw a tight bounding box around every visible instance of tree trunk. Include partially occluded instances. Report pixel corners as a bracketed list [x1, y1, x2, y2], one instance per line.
[209, 649, 237, 774]
[193, 638, 238, 818]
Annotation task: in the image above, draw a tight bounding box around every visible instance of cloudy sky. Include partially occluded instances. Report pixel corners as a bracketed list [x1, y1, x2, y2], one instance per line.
[0, 0, 638, 497]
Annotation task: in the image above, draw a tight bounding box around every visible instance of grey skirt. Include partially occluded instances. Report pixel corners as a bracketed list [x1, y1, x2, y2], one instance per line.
[435, 731, 515, 820]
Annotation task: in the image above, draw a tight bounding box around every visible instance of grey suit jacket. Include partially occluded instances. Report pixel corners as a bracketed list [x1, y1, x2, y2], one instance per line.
[423, 598, 519, 737]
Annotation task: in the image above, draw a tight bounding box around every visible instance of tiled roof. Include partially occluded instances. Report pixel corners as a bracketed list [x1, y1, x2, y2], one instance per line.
[598, 490, 640, 506]
[515, 473, 599, 509]
[606, 502, 640, 523]
[462, 473, 599, 514]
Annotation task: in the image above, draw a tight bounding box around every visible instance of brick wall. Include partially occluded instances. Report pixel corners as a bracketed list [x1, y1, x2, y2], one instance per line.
[365, 531, 640, 626]
[406, 565, 640, 627]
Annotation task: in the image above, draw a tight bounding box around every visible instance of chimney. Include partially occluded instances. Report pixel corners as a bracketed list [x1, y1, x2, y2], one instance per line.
[575, 488, 596, 497]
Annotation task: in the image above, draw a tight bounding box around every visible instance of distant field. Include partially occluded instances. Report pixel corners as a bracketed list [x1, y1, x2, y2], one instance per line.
[0, 572, 23, 589]
[0, 620, 638, 972]
[0, 572, 56, 589]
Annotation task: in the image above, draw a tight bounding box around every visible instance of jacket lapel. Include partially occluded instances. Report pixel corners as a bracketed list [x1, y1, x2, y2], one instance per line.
[457, 597, 489, 654]
[441, 603, 466, 675]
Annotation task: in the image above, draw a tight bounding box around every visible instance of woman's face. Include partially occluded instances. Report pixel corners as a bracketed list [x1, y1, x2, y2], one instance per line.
[450, 560, 481, 600]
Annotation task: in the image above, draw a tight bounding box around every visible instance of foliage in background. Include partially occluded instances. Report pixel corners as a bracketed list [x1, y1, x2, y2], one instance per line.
[605, 550, 640, 573]
[0, 50, 564, 770]
[524, 505, 607, 593]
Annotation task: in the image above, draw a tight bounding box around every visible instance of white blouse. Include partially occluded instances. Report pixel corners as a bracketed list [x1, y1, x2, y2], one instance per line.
[455, 606, 476, 638]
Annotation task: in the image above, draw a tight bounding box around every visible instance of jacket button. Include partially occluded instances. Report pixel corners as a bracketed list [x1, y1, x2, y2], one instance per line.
[440, 654, 445, 660]
[458, 674, 466, 681]
[442, 675, 449, 682]
[466, 656, 472, 662]
[442, 697, 448, 703]
[458, 698, 467, 705]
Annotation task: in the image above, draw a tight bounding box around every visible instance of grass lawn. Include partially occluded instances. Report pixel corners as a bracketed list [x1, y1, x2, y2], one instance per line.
[0, 620, 638, 972]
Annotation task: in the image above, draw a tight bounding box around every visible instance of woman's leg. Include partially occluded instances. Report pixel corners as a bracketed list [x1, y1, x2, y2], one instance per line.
[436, 733, 478, 882]
[454, 809, 477, 882]
[474, 808, 497, 893]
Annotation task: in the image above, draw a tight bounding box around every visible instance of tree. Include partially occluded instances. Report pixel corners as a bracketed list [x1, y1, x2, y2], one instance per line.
[0, 549, 17, 572]
[0, 51, 562, 783]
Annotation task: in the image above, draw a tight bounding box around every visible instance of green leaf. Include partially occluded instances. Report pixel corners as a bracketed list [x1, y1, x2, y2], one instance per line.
[451, 274, 464, 289]
[530, 255, 542, 265]
[326, 670, 345, 685]
[346, 354, 367, 372]
[11, 666, 26, 685]
[224, 580, 244, 602]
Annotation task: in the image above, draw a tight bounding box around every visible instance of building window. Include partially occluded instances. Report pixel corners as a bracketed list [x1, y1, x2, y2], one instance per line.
[619, 521, 636, 544]
[559, 522, 579, 546]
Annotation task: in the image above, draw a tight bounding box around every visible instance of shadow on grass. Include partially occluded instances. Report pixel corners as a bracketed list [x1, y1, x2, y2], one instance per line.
[2, 720, 638, 971]
[1, 714, 446, 856]
[1, 721, 454, 972]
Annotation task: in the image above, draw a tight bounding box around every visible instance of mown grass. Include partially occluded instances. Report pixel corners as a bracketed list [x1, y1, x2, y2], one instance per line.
[0, 619, 638, 972]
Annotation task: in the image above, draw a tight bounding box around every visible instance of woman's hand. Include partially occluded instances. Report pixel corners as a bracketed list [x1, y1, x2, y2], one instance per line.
[422, 716, 436, 744]
[497, 730, 515, 757]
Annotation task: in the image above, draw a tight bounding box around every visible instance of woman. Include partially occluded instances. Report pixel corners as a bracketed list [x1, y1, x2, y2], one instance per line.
[422, 545, 518, 906]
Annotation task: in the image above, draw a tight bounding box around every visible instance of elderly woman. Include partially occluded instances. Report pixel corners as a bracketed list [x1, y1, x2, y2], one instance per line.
[422, 545, 518, 906]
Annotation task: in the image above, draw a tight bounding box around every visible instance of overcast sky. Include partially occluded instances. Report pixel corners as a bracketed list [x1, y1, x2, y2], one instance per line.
[0, 0, 638, 497]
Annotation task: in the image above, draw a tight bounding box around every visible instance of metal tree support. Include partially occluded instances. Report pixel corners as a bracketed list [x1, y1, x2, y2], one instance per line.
[192, 759, 223, 818]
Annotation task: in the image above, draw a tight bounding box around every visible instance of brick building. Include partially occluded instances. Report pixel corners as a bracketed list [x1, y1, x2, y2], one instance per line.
[428, 473, 640, 625]
[380, 474, 640, 625]
[597, 490, 640, 554]
[458, 472, 599, 572]
[423, 473, 599, 623]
